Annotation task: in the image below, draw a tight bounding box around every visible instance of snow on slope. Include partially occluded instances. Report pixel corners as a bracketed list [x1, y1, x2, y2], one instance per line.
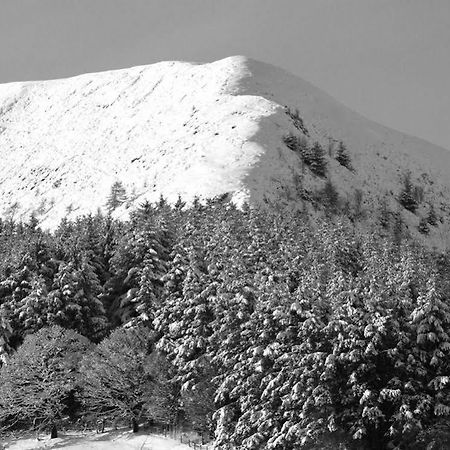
[1, 55, 450, 237]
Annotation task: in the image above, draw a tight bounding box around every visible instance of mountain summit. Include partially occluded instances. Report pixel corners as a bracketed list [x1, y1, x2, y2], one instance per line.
[1, 56, 450, 238]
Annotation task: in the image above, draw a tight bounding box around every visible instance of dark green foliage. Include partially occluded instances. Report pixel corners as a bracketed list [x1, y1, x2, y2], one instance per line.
[283, 135, 327, 177]
[352, 189, 364, 220]
[418, 216, 430, 234]
[335, 140, 352, 170]
[283, 132, 298, 152]
[320, 179, 340, 213]
[399, 172, 420, 213]
[308, 141, 327, 177]
[284, 107, 309, 136]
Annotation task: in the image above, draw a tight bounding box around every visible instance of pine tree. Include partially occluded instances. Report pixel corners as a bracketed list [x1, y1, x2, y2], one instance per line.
[106, 181, 127, 213]
[283, 133, 298, 152]
[45, 258, 108, 341]
[399, 172, 419, 213]
[308, 142, 327, 177]
[321, 179, 339, 213]
[335, 141, 352, 170]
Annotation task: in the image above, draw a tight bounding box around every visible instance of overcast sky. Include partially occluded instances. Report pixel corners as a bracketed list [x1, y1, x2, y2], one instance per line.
[1, 0, 449, 149]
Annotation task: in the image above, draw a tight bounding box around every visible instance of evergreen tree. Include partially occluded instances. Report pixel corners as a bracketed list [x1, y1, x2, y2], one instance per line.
[399, 172, 419, 213]
[308, 142, 327, 177]
[335, 141, 352, 170]
[321, 179, 340, 213]
[45, 258, 108, 341]
[106, 181, 127, 213]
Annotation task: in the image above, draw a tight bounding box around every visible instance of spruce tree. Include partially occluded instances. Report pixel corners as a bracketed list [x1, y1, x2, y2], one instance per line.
[399, 172, 419, 213]
[106, 181, 127, 213]
[335, 141, 352, 170]
[308, 142, 327, 177]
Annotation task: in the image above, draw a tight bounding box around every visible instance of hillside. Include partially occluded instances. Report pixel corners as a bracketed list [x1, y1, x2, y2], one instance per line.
[1, 55, 450, 240]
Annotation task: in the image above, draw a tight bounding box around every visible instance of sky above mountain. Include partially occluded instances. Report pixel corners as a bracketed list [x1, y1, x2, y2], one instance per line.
[0, 1, 449, 150]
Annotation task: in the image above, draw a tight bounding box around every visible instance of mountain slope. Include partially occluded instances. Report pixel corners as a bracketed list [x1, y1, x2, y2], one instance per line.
[1, 55, 450, 240]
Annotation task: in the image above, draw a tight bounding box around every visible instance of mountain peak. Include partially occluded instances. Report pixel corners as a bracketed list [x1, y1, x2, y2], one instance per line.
[1, 57, 450, 245]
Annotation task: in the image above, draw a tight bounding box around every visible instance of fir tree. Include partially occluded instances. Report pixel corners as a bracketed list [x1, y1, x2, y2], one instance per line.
[335, 140, 352, 170]
[308, 142, 327, 177]
[45, 258, 108, 341]
[106, 181, 127, 213]
[399, 172, 419, 213]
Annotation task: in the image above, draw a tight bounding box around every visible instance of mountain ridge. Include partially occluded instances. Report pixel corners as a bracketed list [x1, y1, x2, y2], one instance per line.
[1, 55, 450, 244]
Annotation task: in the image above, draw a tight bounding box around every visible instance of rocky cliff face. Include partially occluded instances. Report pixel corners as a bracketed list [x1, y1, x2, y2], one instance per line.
[1, 56, 450, 244]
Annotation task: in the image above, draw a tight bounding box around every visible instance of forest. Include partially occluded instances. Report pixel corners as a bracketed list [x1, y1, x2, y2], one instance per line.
[0, 197, 449, 449]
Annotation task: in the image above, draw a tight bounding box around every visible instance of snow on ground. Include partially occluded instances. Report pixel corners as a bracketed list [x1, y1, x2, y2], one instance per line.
[1, 55, 450, 244]
[2, 429, 196, 450]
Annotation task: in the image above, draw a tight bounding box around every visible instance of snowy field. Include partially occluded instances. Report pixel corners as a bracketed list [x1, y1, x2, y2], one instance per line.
[1, 429, 199, 450]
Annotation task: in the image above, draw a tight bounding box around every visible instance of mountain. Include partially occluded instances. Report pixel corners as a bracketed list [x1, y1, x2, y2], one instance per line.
[1, 55, 450, 242]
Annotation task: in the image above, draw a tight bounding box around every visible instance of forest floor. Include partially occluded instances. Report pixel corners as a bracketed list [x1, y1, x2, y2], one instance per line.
[1, 428, 200, 450]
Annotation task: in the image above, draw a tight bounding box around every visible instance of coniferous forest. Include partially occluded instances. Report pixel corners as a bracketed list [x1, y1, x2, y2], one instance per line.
[0, 198, 449, 449]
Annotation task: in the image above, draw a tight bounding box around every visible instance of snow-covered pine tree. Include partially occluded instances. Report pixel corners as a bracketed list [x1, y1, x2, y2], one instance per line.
[106, 181, 127, 213]
[46, 258, 108, 341]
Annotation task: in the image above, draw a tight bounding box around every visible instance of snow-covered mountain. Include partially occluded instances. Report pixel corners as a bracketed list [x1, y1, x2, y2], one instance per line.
[1, 55, 450, 241]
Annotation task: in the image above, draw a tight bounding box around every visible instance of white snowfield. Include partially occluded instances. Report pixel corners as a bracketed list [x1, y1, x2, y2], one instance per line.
[2, 429, 193, 450]
[1, 55, 450, 236]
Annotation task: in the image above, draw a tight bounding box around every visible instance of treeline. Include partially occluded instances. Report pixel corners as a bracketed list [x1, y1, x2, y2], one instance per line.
[0, 199, 449, 448]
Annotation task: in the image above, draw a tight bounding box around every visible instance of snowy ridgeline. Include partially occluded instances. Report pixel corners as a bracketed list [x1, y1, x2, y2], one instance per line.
[0, 56, 450, 237]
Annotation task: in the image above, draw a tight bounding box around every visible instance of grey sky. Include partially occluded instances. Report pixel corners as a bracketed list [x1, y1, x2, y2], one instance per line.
[1, 0, 449, 149]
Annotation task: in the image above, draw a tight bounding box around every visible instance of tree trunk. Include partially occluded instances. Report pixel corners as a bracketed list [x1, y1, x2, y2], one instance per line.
[132, 417, 139, 433]
[50, 424, 58, 439]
